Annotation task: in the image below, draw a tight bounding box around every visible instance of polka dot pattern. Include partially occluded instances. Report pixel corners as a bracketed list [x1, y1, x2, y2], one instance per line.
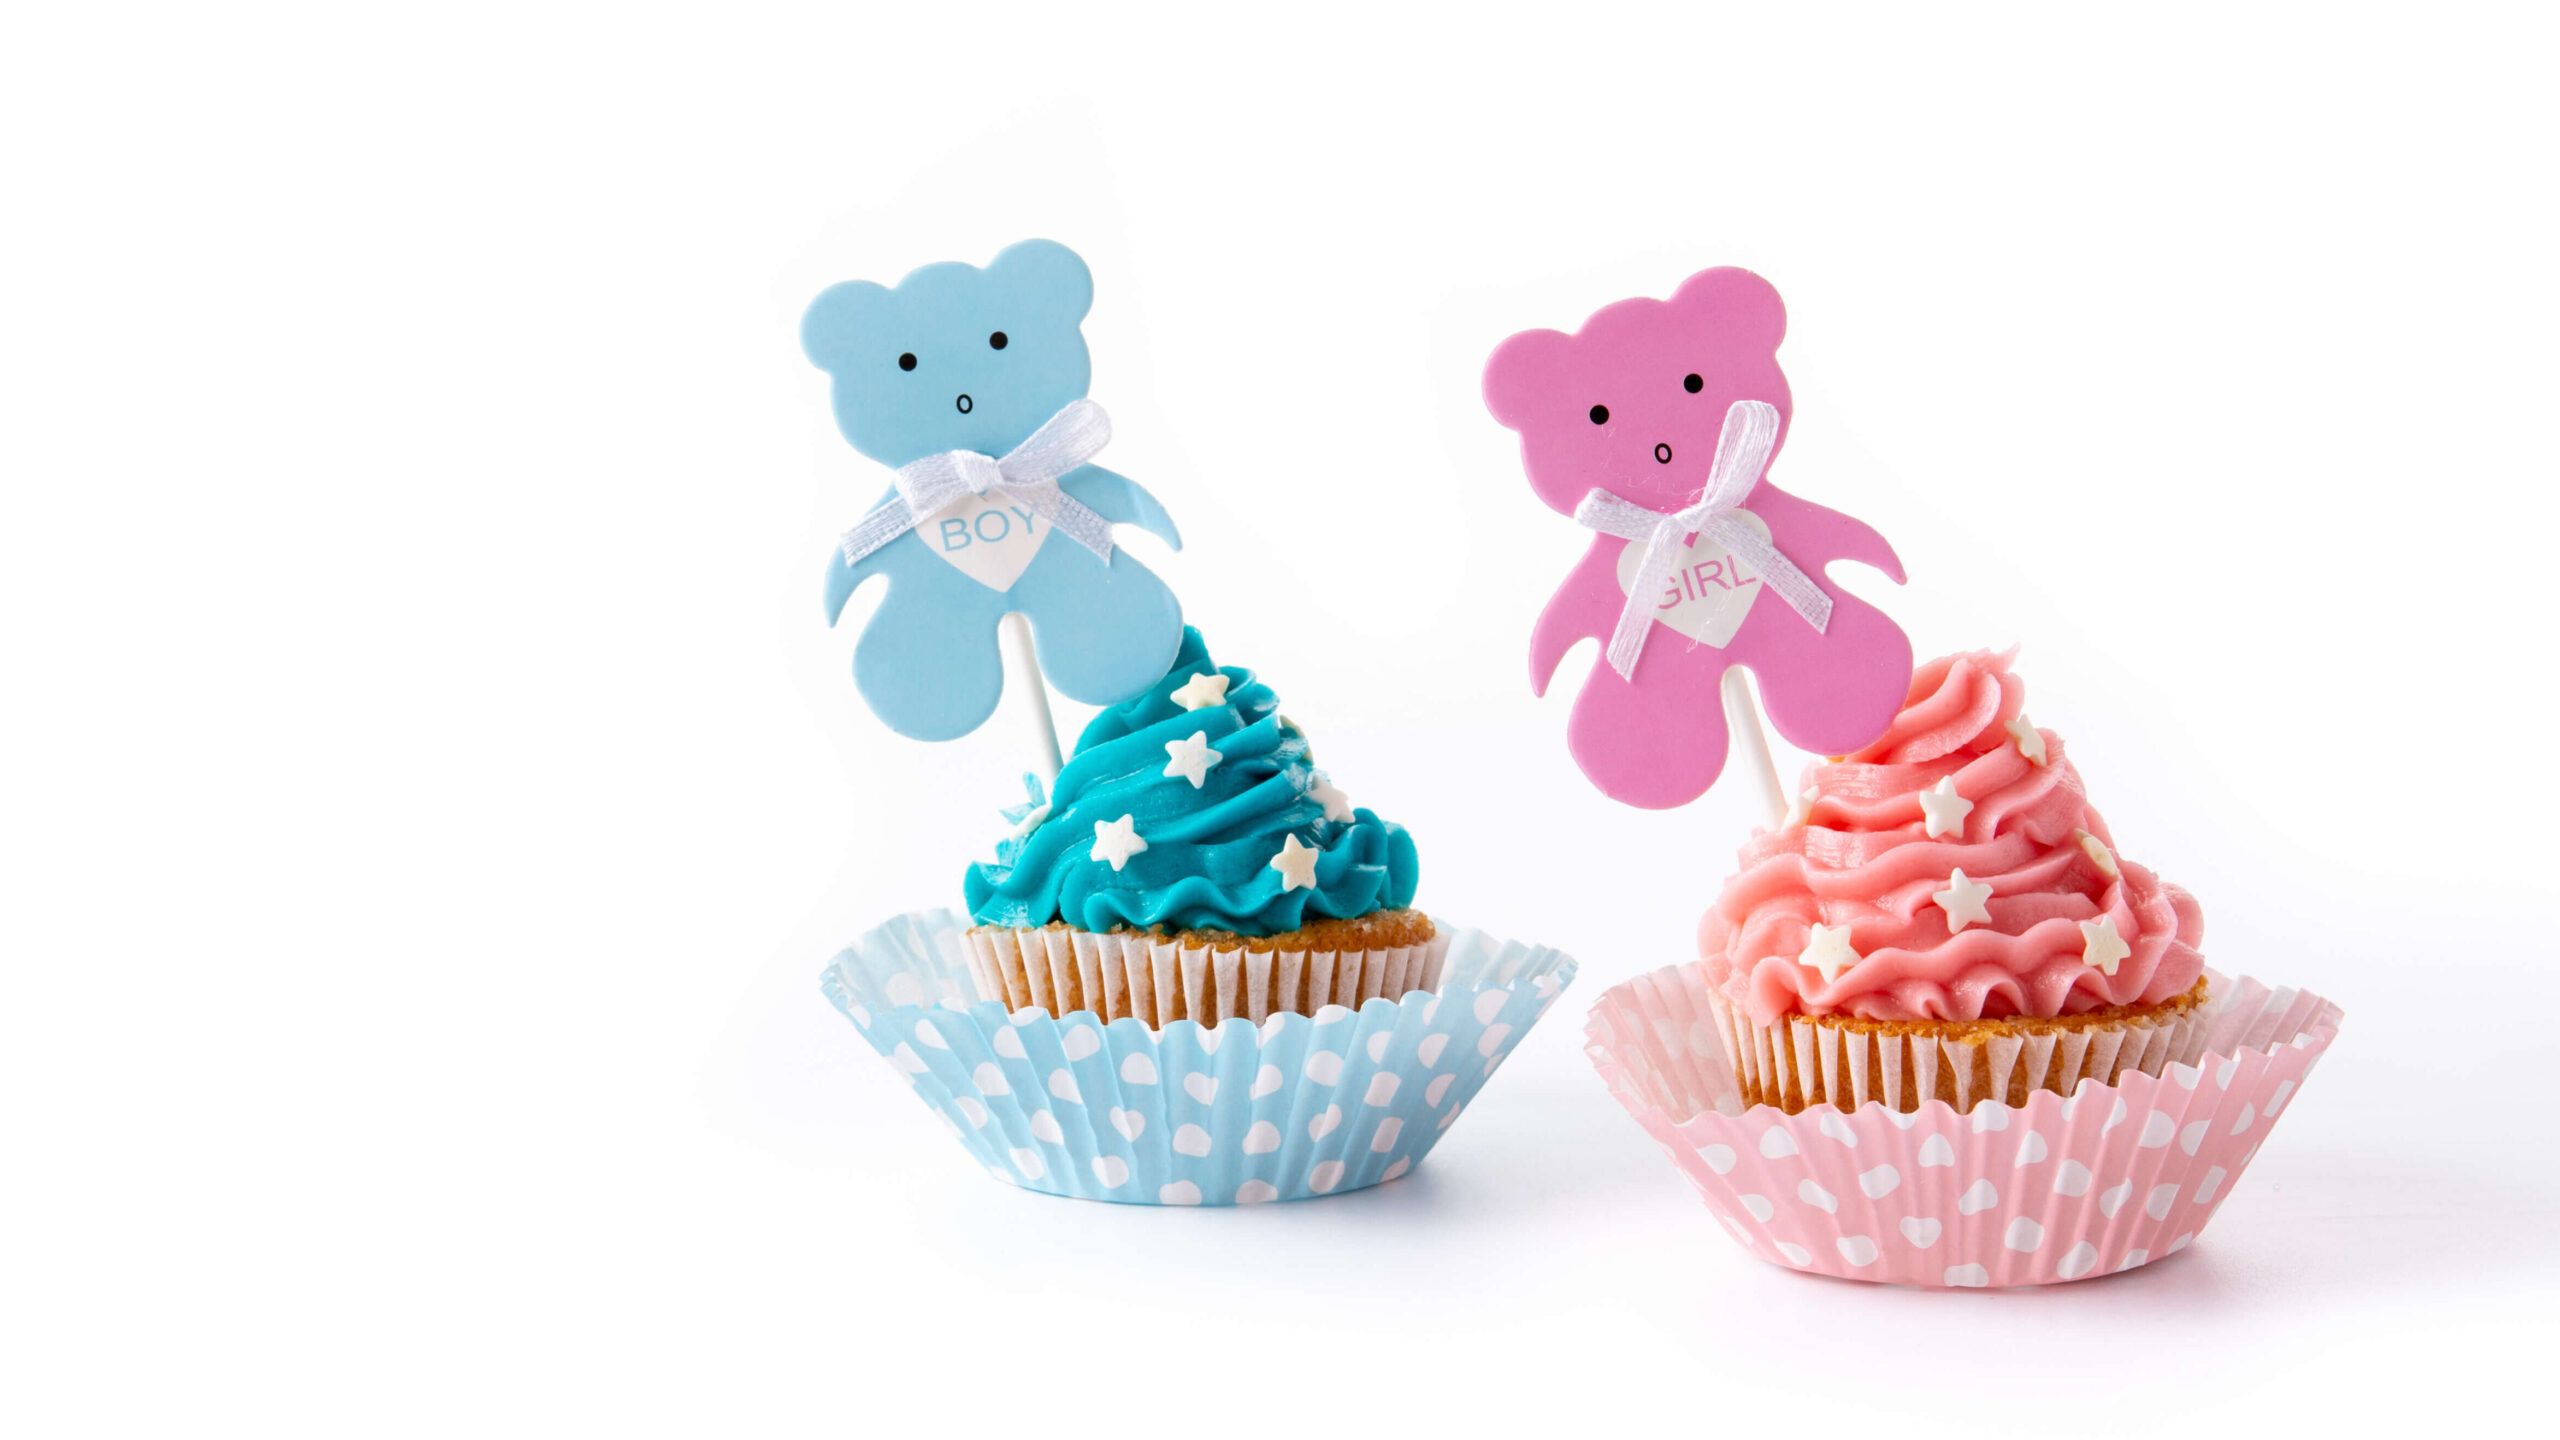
[823, 908, 1577, 1205]
[1585, 966, 2340, 1286]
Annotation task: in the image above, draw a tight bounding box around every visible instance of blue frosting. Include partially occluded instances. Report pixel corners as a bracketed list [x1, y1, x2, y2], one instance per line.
[964, 628, 1419, 936]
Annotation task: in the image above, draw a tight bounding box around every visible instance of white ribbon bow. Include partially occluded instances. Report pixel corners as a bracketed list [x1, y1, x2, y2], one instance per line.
[1573, 398, 1832, 680]
[837, 399, 1118, 568]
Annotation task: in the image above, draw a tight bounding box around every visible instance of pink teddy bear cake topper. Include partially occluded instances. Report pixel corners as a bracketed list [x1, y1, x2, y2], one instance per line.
[1484, 266, 1913, 810]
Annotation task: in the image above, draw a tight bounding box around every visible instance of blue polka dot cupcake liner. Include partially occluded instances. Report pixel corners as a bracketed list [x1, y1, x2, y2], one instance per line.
[822, 909, 1577, 1204]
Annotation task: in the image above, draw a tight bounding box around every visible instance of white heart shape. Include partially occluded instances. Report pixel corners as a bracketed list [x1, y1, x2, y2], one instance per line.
[1796, 1179, 1838, 1213]
[1090, 1155, 1130, 1187]
[1363, 1073, 1400, 1105]
[1243, 1120, 1280, 1154]
[885, 974, 924, 1007]
[1885, 1109, 1922, 1130]
[1259, 1014, 1288, 1046]
[1061, 1026, 1100, 1061]
[847, 1004, 872, 1029]
[2015, 1131, 2050, 1165]
[2167, 1232, 2192, 1254]
[1836, 1235, 1880, 1266]
[1382, 1156, 1411, 1181]
[1308, 1105, 1342, 1141]
[1700, 1144, 1739, 1175]
[1119, 1053, 1158, 1085]
[2216, 1056, 2240, 1089]
[1476, 1023, 1513, 1058]
[1158, 1180, 1201, 1205]
[1234, 1180, 1278, 1204]
[1969, 1101, 2009, 1132]
[971, 1062, 1010, 1095]
[1109, 1107, 1144, 1141]
[2168, 1061, 2201, 1090]
[2146, 1183, 2180, 1219]
[1899, 1216, 1943, 1249]
[1424, 1073, 1455, 1106]
[1305, 1051, 1344, 1085]
[2267, 1079, 2297, 1114]
[955, 1097, 990, 1128]
[1195, 1024, 1224, 1054]
[1917, 1135, 1956, 1167]
[2004, 1216, 2044, 1252]
[2138, 1110, 2177, 1148]
[912, 1020, 949, 1050]
[2056, 1241, 2100, 1279]
[1172, 1123, 1212, 1157]
[1370, 1116, 1403, 1152]
[1818, 1110, 1859, 1147]
[1028, 1110, 1064, 1144]
[1956, 1179, 2001, 1215]
[1739, 1193, 1775, 1222]
[2179, 1119, 2210, 1155]
[1366, 1032, 1391, 1063]
[1760, 1127, 1798, 1158]
[1182, 1073, 1217, 1104]
[2098, 1181, 2133, 1218]
[1943, 1263, 1990, 1288]
[1415, 1034, 1450, 1068]
[1473, 990, 1509, 1025]
[1047, 1069, 1080, 1104]
[2102, 1097, 2129, 1132]
[1008, 1146, 1045, 1179]
[917, 491, 1052, 593]
[992, 1028, 1027, 1060]
[2118, 1247, 2149, 1270]
[891, 1043, 928, 1074]
[1613, 506, 1774, 648]
[1250, 1064, 1284, 1098]
[2231, 1102, 2256, 1134]
[2054, 1160, 2093, 1197]
[1774, 1241, 1813, 1267]
[2195, 1164, 2229, 1204]
[1308, 1160, 1346, 1193]
[1857, 1164, 1901, 1198]
[1313, 1005, 1350, 1026]
[1533, 973, 1561, 998]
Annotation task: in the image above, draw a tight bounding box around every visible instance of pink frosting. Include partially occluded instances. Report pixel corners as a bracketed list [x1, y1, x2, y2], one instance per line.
[1698, 649, 2205, 1025]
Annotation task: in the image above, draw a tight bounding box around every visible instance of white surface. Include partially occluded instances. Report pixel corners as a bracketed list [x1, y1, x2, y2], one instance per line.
[7, 4, 2558, 1434]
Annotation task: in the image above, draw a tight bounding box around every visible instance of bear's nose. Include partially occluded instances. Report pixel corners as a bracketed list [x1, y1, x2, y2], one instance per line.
[955, 393, 974, 414]
[1654, 442, 1673, 464]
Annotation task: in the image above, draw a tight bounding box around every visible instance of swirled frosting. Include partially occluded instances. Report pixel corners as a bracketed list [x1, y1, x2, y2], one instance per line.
[1699, 649, 2204, 1024]
[964, 627, 1420, 936]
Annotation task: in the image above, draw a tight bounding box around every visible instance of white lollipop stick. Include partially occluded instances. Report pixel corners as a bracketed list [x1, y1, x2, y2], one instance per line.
[1000, 612, 1064, 781]
[1720, 667, 1787, 828]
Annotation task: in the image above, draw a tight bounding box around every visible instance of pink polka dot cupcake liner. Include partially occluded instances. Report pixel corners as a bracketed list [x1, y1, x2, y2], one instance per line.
[825, 909, 1577, 1205]
[1584, 965, 2341, 1285]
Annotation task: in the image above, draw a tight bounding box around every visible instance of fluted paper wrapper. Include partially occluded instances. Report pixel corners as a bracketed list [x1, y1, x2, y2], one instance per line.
[825, 909, 1577, 1205]
[963, 923, 1448, 1026]
[1586, 963, 2340, 1286]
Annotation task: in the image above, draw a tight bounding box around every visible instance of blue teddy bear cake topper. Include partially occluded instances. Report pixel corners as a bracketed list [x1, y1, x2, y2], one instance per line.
[808, 239, 1185, 745]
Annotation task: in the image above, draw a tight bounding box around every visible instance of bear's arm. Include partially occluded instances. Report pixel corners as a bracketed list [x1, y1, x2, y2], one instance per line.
[823, 484, 906, 625]
[1529, 539, 1625, 696]
[1058, 465, 1183, 550]
[1754, 487, 1907, 585]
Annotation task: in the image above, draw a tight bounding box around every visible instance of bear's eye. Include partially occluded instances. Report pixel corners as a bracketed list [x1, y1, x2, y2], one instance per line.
[1588, 405, 1610, 425]
[1683, 373, 1703, 393]
[897, 352, 917, 372]
[989, 331, 1008, 350]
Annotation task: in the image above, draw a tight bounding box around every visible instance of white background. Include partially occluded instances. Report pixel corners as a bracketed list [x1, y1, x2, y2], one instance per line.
[8, 3, 2557, 1434]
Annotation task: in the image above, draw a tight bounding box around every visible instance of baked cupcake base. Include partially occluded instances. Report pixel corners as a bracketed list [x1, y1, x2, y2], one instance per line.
[1707, 978, 2213, 1115]
[965, 910, 1444, 1025]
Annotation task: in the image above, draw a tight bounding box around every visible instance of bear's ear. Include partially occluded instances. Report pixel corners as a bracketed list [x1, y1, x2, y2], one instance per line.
[1669, 266, 1787, 353]
[1482, 327, 1573, 431]
[986, 238, 1094, 323]
[801, 279, 893, 373]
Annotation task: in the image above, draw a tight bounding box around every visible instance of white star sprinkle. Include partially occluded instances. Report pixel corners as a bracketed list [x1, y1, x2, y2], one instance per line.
[1307, 771, 1354, 823]
[1797, 923, 1861, 985]
[2079, 914, 2130, 975]
[1161, 730, 1222, 788]
[1918, 775, 1974, 839]
[1088, 814, 1148, 871]
[2074, 829, 2120, 879]
[1269, 833, 1320, 891]
[2008, 713, 2047, 766]
[1168, 671, 1231, 711]
[1782, 786, 1821, 829]
[1934, 868, 1994, 933]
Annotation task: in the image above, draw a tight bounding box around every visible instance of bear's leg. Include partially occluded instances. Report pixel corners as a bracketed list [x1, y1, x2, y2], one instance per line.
[1566, 644, 1734, 810]
[1003, 542, 1186, 707]
[1734, 596, 1915, 759]
[850, 549, 1011, 741]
